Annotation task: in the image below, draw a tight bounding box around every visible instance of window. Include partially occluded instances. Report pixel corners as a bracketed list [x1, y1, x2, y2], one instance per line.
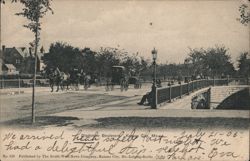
[16, 59, 20, 64]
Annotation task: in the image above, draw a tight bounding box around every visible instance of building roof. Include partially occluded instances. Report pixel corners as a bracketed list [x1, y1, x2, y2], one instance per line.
[4, 46, 44, 60]
[4, 47, 29, 58]
[4, 64, 16, 70]
[16, 47, 29, 57]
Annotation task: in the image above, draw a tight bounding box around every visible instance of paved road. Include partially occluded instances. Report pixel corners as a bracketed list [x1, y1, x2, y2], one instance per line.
[0, 85, 249, 130]
[0, 85, 150, 122]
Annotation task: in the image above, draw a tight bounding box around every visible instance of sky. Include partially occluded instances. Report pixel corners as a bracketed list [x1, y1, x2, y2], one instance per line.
[1, 0, 249, 64]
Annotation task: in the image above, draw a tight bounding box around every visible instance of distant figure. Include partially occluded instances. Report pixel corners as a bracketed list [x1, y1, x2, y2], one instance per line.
[191, 75, 196, 81]
[184, 77, 189, 83]
[156, 79, 162, 87]
[55, 67, 60, 75]
[168, 80, 174, 86]
[177, 74, 183, 84]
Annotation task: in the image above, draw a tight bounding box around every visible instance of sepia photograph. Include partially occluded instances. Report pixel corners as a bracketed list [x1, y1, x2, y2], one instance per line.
[0, 0, 249, 161]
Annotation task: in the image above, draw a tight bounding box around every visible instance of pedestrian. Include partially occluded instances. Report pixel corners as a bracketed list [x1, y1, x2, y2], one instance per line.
[137, 85, 154, 106]
[156, 79, 162, 87]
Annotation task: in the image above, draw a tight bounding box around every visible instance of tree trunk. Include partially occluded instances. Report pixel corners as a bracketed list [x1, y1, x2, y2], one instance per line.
[31, 20, 39, 124]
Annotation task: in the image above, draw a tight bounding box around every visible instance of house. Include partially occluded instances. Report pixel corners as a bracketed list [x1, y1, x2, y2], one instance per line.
[2, 64, 19, 75]
[2, 45, 29, 73]
[2, 45, 44, 75]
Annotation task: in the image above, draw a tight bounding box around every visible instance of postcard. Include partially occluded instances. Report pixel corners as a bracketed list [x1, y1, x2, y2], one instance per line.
[0, 0, 249, 161]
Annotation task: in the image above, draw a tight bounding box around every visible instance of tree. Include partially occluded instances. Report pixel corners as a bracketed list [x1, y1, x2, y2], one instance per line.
[15, 0, 53, 123]
[81, 48, 97, 74]
[184, 46, 235, 78]
[238, 52, 250, 77]
[203, 46, 235, 77]
[237, 3, 250, 26]
[0, 0, 17, 4]
[95, 47, 121, 77]
[43, 42, 80, 73]
[120, 52, 144, 76]
[184, 48, 206, 77]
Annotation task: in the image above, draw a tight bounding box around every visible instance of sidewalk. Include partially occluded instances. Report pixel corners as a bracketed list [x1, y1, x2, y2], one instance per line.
[51, 104, 249, 129]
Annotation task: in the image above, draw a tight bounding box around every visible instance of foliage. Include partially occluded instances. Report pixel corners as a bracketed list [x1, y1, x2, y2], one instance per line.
[95, 47, 122, 77]
[43, 42, 81, 73]
[43, 42, 151, 79]
[15, 0, 53, 48]
[184, 48, 206, 77]
[203, 46, 235, 77]
[120, 52, 147, 76]
[43, 42, 241, 80]
[95, 49, 149, 77]
[238, 52, 250, 77]
[237, 3, 250, 26]
[0, 0, 17, 4]
[184, 46, 235, 78]
[43, 42, 101, 75]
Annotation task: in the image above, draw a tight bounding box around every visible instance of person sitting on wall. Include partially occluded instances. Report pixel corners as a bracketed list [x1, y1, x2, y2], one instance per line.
[184, 77, 189, 83]
[156, 79, 162, 87]
[137, 85, 154, 106]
